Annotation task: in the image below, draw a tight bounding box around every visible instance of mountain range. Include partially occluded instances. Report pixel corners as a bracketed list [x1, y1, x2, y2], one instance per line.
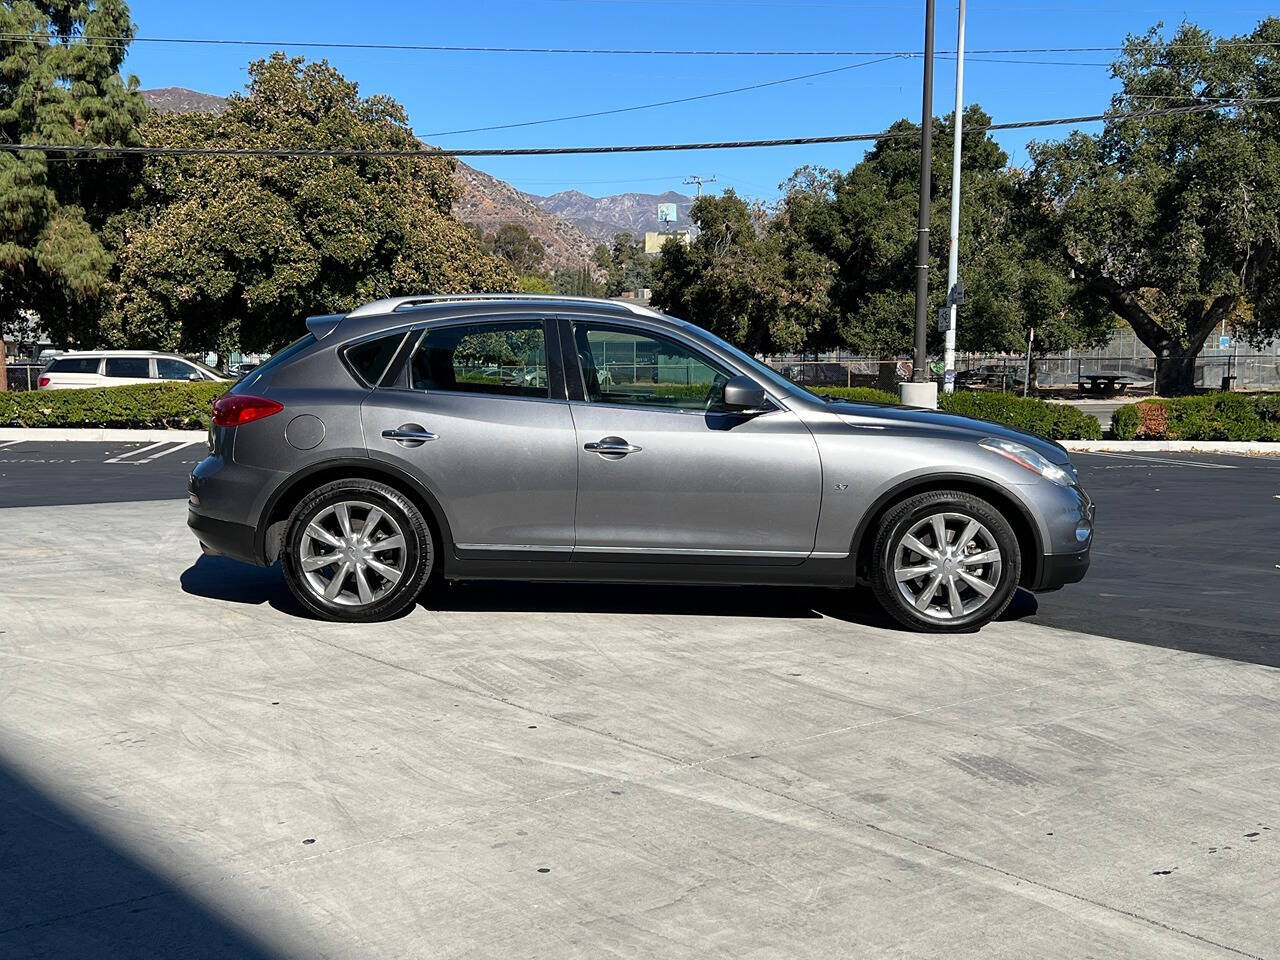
[139, 88, 692, 270]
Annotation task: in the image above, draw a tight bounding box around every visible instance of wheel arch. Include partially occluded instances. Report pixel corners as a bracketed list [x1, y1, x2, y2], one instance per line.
[257, 458, 456, 567]
[851, 473, 1045, 588]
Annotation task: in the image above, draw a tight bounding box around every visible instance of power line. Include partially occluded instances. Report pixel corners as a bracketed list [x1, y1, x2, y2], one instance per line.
[4, 98, 1275, 160]
[423, 55, 904, 136]
[3, 32, 1278, 57]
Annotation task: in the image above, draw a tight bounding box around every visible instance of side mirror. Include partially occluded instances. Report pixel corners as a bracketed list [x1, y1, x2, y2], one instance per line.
[721, 374, 770, 414]
[188, 372, 203, 382]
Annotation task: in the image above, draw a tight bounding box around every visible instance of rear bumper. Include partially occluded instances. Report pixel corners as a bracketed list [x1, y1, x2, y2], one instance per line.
[1029, 549, 1091, 592]
[187, 507, 262, 566]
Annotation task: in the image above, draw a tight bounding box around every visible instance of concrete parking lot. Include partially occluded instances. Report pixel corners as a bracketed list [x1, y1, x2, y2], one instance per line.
[1, 445, 1277, 958]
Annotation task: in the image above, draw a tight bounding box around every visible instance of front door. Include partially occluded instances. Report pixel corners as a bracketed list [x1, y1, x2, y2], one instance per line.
[363, 317, 577, 555]
[565, 319, 823, 562]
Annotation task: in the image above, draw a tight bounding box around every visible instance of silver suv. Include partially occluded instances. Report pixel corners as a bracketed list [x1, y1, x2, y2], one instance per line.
[188, 295, 1093, 630]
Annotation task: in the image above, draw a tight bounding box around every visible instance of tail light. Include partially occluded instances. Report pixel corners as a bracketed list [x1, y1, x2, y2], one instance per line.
[37, 376, 50, 388]
[212, 394, 283, 428]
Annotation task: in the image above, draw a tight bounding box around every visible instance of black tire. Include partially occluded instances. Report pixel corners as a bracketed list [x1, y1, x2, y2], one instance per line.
[281, 479, 435, 622]
[869, 489, 1021, 633]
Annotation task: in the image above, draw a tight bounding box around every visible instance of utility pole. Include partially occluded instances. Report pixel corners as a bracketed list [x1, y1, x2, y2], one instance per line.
[683, 175, 716, 197]
[902, 0, 939, 409]
[942, 0, 966, 394]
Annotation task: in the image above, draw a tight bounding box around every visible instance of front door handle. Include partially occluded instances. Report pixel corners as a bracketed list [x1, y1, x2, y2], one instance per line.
[382, 424, 438, 447]
[584, 436, 642, 458]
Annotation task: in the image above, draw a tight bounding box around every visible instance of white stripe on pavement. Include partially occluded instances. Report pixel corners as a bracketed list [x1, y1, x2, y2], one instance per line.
[103, 440, 173, 463]
[0, 439, 24, 449]
[133, 440, 201, 464]
[1081, 451, 1238, 469]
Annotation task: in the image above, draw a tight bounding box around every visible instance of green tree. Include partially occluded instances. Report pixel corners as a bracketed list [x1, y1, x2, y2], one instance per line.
[789, 107, 1109, 357]
[593, 232, 653, 297]
[485, 223, 545, 275]
[552, 262, 604, 297]
[108, 54, 516, 356]
[1027, 19, 1280, 394]
[0, 1, 145, 348]
[652, 190, 830, 355]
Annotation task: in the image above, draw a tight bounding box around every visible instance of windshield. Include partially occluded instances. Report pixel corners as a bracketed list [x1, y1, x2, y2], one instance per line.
[686, 324, 824, 404]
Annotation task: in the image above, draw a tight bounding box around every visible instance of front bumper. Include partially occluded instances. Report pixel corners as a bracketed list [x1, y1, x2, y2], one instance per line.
[1029, 548, 1091, 591]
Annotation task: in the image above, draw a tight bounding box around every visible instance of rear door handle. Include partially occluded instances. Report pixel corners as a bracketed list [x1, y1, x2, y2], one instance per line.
[382, 425, 438, 447]
[584, 437, 642, 457]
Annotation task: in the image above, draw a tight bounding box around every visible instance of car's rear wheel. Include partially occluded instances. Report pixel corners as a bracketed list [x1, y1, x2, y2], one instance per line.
[281, 479, 434, 622]
[870, 490, 1021, 632]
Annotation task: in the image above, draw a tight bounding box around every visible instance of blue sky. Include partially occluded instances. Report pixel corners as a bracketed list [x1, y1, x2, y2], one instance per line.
[123, 0, 1271, 203]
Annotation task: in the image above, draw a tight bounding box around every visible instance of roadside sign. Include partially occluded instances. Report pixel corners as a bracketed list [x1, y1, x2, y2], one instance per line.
[937, 307, 951, 332]
[1218, 335, 1232, 350]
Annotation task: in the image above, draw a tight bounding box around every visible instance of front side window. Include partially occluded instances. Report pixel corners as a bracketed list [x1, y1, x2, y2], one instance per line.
[410, 321, 548, 399]
[572, 323, 731, 411]
[156, 358, 197, 381]
[104, 357, 150, 378]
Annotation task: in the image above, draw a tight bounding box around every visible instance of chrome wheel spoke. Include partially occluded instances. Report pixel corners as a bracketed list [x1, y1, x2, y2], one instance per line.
[324, 562, 352, 599]
[301, 553, 338, 572]
[957, 568, 996, 597]
[930, 514, 949, 552]
[365, 556, 401, 584]
[961, 549, 1001, 566]
[334, 502, 355, 539]
[305, 522, 341, 548]
[915, 573, 943, 610]
[901, 534, 938, 560]
[895, 563, 935, 582]
[957, 519, 980, 552]
[946, 576, 964, 617]
[359, 507, 386, 544]
[368, 535, 405, 553]
[354, 564, 374, 604]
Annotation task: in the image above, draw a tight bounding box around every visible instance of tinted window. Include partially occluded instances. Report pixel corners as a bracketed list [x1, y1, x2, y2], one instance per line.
[572, 323, 731, 411]
[345, 333, 405, 387]
[410, 321, 548, 399]
[156, 358, 198, 380]
[238, 334, 315, 391]
[104, 357, 151, 378]
[47, 357, 101, 374]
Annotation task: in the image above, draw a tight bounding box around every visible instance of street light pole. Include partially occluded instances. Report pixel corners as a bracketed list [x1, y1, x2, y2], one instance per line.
[943, 0, 966, 394]
[902, 0, 938, 408]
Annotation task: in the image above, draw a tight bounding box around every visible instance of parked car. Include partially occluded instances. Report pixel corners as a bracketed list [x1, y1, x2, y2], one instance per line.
[188, 295, 1093, 630]
[37, 351, 231, 389]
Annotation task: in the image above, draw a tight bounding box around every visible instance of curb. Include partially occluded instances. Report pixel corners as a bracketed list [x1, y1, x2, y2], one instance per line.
[0, 427, 207, 443]
[1062, 440, 1279, 454]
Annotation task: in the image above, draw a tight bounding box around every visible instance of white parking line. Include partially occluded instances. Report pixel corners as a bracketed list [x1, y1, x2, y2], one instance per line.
[133, 440, 201, 464]
[0, 439, 24, 449]
[103, 440, 174, 463]
[1081, 451, 1238, 470]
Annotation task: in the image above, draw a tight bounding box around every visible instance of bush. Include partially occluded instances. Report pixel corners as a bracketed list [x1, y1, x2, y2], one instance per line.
[813, 385, 1102, 440]
[810, 386, 902, 405]
[1110, 394, 1280, 441]
[0, 381, 227, 429]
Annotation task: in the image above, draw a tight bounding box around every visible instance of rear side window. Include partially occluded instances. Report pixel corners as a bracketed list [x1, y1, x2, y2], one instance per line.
[237, 334, 315, 391]
[409, 321, 548, 399]
[344, 333, 406, 387]
[47, 357, 100, 374]
[156, 358, 198, 380]
[105, 357, 151, 378]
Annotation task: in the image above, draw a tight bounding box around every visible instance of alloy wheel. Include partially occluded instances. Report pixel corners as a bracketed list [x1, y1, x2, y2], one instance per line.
[298, 500, 407, 607]
[893, 512, 1003, 621]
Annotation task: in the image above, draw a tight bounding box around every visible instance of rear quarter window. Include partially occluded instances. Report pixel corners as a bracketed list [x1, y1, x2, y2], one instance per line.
[344, 333, 406, 387]
[47, 357, 101, 374]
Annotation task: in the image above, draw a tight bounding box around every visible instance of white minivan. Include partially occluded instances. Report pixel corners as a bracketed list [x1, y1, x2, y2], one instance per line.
[37, 351, 231, 390]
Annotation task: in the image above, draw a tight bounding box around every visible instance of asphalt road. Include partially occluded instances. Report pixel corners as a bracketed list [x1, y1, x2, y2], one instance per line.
[1, 439, 1276, 664]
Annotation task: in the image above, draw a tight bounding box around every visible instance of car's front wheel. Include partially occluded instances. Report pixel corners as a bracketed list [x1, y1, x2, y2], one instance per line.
[869, 489, 1021, 632]
[281, 479, 435, 622]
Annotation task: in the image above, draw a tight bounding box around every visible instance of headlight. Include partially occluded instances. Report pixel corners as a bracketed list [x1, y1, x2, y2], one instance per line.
[979, 438, 1076, 486]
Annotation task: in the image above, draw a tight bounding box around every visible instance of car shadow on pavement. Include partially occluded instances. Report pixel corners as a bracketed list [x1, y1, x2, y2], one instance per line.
[180, 553, 1040, 631]
[0, 759, 280, 959]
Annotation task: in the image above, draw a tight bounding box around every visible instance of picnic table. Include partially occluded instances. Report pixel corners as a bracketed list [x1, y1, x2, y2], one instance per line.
[1077, 374, 1131, 397]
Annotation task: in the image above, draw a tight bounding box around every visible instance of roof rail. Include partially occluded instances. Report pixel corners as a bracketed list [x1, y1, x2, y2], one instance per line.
[343, 294, 664, 320]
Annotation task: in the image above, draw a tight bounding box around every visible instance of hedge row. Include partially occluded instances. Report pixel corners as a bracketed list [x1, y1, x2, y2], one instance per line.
[1111, 394, 1280, 441]
[813, 386, 1103, 440]
[0, 381, 227, 429]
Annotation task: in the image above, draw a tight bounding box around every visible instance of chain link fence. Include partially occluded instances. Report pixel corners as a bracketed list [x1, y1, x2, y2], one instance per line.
[3, 364, 44, 393]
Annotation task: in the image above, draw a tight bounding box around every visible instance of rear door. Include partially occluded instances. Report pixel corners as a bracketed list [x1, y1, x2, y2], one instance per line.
[102, 356, 153, 386]
[563, 318, 823, 562]
[362, 316, 578, 557]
